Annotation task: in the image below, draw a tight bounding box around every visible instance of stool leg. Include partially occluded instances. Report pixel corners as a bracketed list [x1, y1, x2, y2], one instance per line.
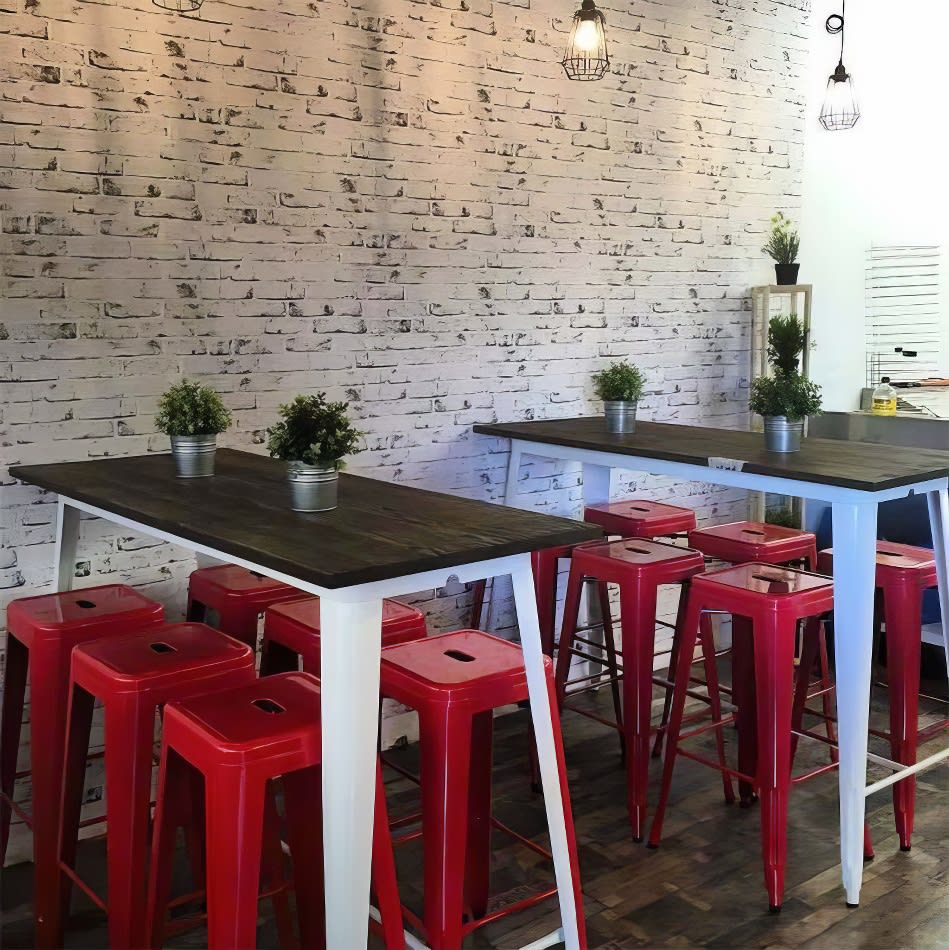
[419, 706, 471, 950]
[883, 584, 924, 851]
[146, 745, 194, 950]
[0, 633, 28, 865]
[54, 683, 97, 946]
[816, 624, 839, 764]
[103, 695, 160, 949]
[205, 769, 267, 950]
[648, 594, 703, 848]
[731, 615, 759, 807]
[468, 579, 487, 630]
[619, 582, 657, 842]
[283, 764, 326, 947]
[791, 620, 822, 765]
[554, 561, 585, 708]
[652, 583, 690, 759]
[597, 581, 625, 763]
[261, 784, 296, 949]
[698, 612, 735, 807]
[531, 550, 560, 656]
[29, 641, 75, 949]
[185, 594, 206, 623]
[465, 710, 493, 920]
[754, 614, 796, 912]
[370, 760, 406, 950]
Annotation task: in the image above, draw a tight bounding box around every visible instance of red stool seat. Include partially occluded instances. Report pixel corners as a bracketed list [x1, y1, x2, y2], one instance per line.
[0, 585, 164, 943]
[688, 521, 818, 568]
[818, 542, 945, 851]
[186, 565, 302, 647]
[380, 630, 586, 949]
[584, 499, 697, 538]
[556, 538, 722, 841]
[146, 672, 404, 949]
[648, 563, 840, 911]
[261, 596, 426, 677]
[54, 623, 256, 948]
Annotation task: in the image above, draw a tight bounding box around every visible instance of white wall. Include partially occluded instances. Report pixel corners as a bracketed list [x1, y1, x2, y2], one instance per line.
[801, 1, 949, 410]
[0, 0, 808, 864]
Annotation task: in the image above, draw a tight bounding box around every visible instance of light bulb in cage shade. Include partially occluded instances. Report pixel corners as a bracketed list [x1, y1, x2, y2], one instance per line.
[152, 0, 203, 12]
[819, 63, 860, 131]
[562, 0, 609, 82]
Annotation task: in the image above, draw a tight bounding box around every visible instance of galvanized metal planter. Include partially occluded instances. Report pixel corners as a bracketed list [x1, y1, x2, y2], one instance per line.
[763, 415, 804, 452]
[287, 462, 339, 512]
[604, 400, 637, 434]
[170, 435, 217, 477]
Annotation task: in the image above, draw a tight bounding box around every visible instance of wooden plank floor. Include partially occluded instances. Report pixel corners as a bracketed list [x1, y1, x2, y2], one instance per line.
[3, 663, 948, 949]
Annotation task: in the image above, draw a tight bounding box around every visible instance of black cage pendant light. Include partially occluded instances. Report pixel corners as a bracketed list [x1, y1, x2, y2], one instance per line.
[562, 0, 610, 81]
[819, 1, 860, 130]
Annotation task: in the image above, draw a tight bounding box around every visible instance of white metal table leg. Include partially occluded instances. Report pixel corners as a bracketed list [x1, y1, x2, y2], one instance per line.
[581, 463, 610, 508]
[830, 499, 878, 907]
[511, 554, 582, 950]
[54, 498, 81, 592]
[503, 441, 524, 507]
[318, 597, 384, 948]
[926, 486, 949, 678]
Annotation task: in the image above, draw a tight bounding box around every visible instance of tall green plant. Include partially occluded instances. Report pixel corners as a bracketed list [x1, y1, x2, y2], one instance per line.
[767, 314, 807, 376]
[762, 212, 800, 265]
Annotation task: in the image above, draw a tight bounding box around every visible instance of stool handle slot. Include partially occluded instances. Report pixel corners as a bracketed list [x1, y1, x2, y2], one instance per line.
[444, 649, 476, 663]
[741, 529, 766, 537]
[253, 698, 286, 714]
[624, 545, 652, 555]
[149, 642, 177, 654]
[74, 599, 97, 609]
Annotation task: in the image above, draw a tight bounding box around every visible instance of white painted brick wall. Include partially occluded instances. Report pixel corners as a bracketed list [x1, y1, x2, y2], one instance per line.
[0, 0, 809, 864]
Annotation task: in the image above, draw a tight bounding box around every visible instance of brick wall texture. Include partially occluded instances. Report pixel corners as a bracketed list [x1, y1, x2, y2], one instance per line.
[0, 0, 809, 863]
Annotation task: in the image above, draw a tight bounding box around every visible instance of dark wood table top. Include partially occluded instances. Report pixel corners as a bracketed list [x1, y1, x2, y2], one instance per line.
[10, 449, 600, 589]
[474, 417, 949, 493]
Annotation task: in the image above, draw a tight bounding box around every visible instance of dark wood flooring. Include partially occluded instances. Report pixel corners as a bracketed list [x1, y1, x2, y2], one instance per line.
[3, 658, 948, 949]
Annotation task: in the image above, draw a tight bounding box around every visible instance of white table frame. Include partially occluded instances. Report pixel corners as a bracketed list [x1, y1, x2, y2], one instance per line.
[498, 437, 949, 908]
[52, 494, 581, 950]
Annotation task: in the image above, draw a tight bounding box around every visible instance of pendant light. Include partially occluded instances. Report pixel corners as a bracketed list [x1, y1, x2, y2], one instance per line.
[562, 0, 609, 82]
[819, 2, 860, 130]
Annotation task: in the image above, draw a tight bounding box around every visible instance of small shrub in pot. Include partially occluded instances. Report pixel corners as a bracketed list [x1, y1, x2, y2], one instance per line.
[593, 361, 645, 434]
[762, 212, 801, 285]
[267, 393, 363, 511]
[155, 380, 232, 477]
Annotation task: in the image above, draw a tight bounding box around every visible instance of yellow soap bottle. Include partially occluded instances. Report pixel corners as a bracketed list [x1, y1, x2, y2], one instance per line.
[871, 377, 898, 416]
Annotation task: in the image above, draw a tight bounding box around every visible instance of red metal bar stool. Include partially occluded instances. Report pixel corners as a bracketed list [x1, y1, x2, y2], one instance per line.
[260, 596, 427, 677]
[53, 622, 256, 949]
[818, 542, 948, 851]
[186, 564, 302, 648]
[379, 630, 585, 950]
[648, 563, 840, 911]
[0, 585, 164, 935]
[655, 520, 831, 760]
[583, 498, 697, 539]
[555, 538, 730, 841]
[146, 672, 405, 950]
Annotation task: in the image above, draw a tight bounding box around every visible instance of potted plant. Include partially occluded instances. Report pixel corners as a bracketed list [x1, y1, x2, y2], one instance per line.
[267, 393, 363, 511]
[592, 361, 645, 434]
[762, 212, 800, 285]
[155, 380, 232, 477]
[749, 314, 822, 452]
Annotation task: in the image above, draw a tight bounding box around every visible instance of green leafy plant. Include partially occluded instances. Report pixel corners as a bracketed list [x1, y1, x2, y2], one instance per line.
[767, 314, 807, 376]
[766, 506, 800, 528]
[155, 380, 232, 437]
[267, 393, 363, 469]
[749, 374, 822, 420]
[592, 361, 645, 403]
[762, 212, 800, 265]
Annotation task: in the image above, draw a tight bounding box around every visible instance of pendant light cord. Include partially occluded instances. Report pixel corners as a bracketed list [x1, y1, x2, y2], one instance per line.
[826, 1, 845, 67]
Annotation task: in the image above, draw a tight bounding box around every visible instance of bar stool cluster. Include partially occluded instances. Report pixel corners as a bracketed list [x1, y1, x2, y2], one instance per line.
[1, 496, 945, 947]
